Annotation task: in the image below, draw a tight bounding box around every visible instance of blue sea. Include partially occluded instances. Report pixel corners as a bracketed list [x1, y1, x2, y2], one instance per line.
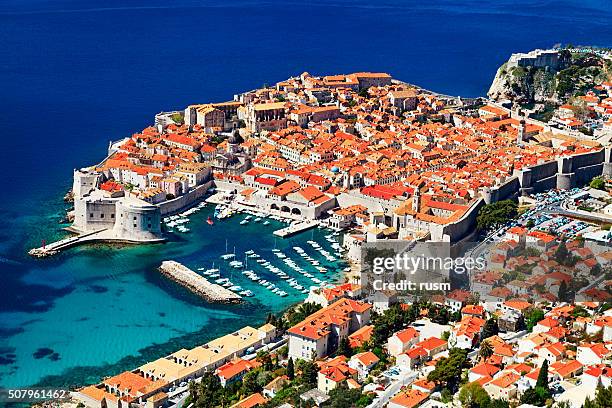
[0, 0, 611, 389]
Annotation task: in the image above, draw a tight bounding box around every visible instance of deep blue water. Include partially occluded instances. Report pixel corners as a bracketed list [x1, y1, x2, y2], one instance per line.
[0, 0, 611, 389]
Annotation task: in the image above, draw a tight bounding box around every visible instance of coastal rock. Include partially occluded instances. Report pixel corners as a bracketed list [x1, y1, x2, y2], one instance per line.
[488, 48, 611, 108]
[63, 190, 74, 203]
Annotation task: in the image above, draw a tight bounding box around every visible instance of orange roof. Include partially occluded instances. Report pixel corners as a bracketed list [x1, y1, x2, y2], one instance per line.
[216, 359, 260, 381]
[79, 386, 113, 402]
[415, 337, 447, 352]
[319, 356, 356, 382]
[232, 393, 268, 408]
[537, 317, 560, 328]
[551, 360, 582, 378]
[353, 351, 380, 367]
[287, 298, 371, 340]
[412, 379, 436, 392]
[393, 327, 419, 343]
[461, 305, 485, 316]
[103, 371, 153, 398]
[470, 363, 501, 377]
[503, 299, 531, 311]
[488, 372, 520, 389]
[389, 388, 429, 408]
[348, 325, 373, 348]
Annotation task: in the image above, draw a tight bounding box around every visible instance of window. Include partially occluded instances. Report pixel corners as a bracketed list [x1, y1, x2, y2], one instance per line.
[100, 213, 104, 218]
[111, 214, 115, 218]
[147, 224, 151, 229]
[133, 224, 137, 228]
[133, 216, 137, 221]
[90, 213, 94, 218]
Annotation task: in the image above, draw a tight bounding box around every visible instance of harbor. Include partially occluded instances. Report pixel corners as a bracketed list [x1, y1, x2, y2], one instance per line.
[273, 220, 319, 238]
[158, 260, 242, 303]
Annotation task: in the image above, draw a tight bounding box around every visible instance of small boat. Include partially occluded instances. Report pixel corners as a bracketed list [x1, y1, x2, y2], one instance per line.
[215, 278, 229, 284]
[254, 217, 262, 222]
[207, 216, 214, 225]
[229, 285, 242, 291]
[263, 221, 270, 225]
[240, 220, 249, 225]
[240, 290, 254, 297]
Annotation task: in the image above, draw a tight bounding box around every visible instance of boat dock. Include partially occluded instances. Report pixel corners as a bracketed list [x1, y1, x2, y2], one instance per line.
[158, 260, 242, 303]
[28, 229, 107, 258]
[273, 220, 319, 238]
[28, 228, 166, 258]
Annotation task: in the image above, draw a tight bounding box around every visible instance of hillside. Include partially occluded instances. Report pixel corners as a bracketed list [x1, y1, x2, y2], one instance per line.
[488, 49, 611, 106]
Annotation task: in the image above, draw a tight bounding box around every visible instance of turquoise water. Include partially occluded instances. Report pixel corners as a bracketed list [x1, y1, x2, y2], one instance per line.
[1, 0, 611, 391]
[0, 203, 345, 388]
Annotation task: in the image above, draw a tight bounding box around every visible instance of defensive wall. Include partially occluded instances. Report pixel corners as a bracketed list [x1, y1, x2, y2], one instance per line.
[159, 181, 214, 216]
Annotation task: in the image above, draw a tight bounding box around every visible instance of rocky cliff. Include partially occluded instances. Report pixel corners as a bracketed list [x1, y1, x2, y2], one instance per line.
[488, 49, 612, 108]
[488, 50, 573, 105]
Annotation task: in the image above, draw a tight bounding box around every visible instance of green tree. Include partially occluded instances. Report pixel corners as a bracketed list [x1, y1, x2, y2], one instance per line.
[371, 303, 410, 346]
[523, 307, 545, 331]
[287, 357, 295, 380]
[242, 370, 262, 395]
[479, 340, 494, 361]
[583, 385, 612, 408]
[572, 305, 590, 318]
[299, 359, 318, 386]
[192, 372, 223, 408]
[458, 382, 491, 408]
[484, 399, 510, 408]
[535, 360, 549, 391]
[476, 200, 518, 231]
[337, 337, 353, 357]
[327, 384, 364, 408]
[285, 303, 322, 327]
[554, 241, 569, 264]
[427, 348, 468, 392]
[558, 280, 569, 302]
[358, 88, 369, 98]
[590, 176, 606, 190]
[481, 318, 499, 340]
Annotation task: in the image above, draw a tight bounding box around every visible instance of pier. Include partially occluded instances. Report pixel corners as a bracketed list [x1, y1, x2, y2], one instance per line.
[273, 220, 319, 238]
[158, 260, 242, 303]
[28, 228, 165, 258]
[28, 229, 107, 258]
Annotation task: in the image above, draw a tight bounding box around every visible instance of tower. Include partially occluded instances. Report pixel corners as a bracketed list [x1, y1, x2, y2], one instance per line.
[517, 119, 526, 145]
[227, 130, 240, 154]
[412, 187, 421, 213]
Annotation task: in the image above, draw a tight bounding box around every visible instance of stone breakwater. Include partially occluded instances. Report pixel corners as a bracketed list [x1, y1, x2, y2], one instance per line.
[158, 260, 242, 303]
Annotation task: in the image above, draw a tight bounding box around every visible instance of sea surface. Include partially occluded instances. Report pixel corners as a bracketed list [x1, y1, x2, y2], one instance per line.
[0, 0, 611, 389]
